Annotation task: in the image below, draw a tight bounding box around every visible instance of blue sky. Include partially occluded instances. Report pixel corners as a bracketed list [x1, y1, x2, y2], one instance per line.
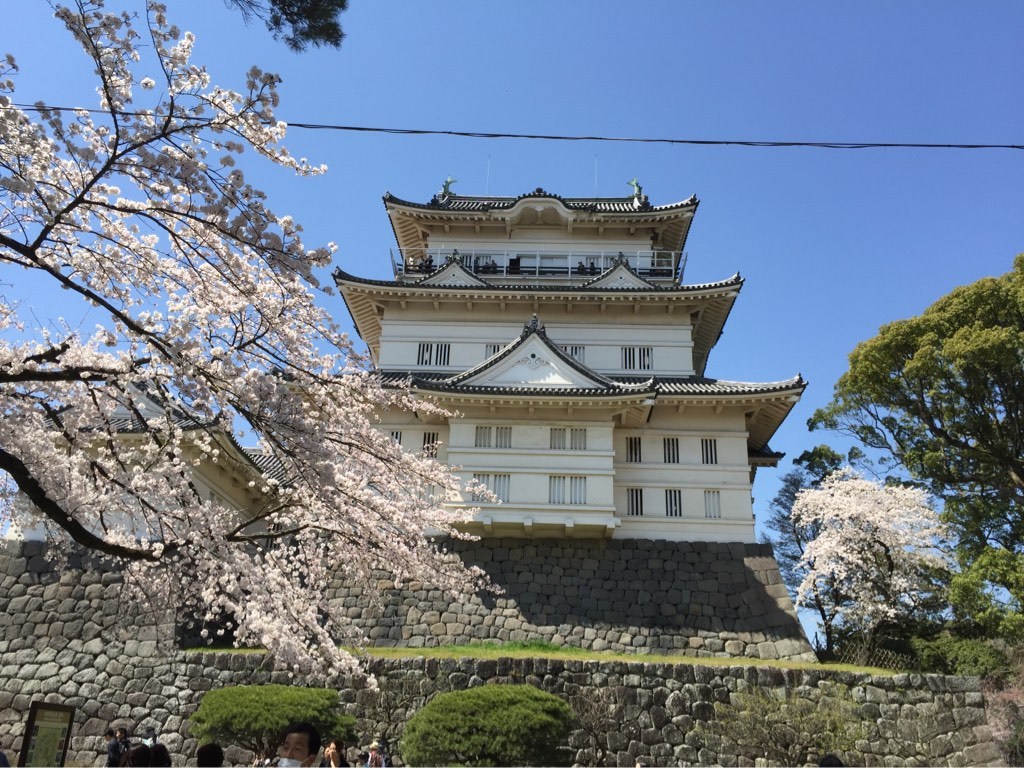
[4, 1, 1023, 542]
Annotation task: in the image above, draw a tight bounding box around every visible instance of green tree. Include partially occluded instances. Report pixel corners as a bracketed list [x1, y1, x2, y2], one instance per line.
[811, 255, 1024, 640]
[760, 445, 859, 654]
[401, 685, 573, 767]
[226, 0, 349, 51]
[190, 685, 356, 761]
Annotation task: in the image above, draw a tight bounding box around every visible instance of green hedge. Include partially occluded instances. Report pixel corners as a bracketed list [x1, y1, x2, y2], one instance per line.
[190, 684, 355, 759]
[401, 684, 573, 767]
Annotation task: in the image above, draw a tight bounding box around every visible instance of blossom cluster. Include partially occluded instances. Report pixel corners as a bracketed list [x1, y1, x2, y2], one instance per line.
[0, 1, 484, 677]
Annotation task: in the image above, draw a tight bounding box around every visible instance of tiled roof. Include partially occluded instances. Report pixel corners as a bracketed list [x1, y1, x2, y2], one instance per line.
[242, 449, 289, 482]
[333, 266, 742, 294]
[383, 188, 699, 215]
[439, 315, 626, 390]
[377, 371, 803, 398]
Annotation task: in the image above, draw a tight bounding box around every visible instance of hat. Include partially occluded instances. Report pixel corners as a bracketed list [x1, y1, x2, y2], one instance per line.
[370, 741, 379, 750]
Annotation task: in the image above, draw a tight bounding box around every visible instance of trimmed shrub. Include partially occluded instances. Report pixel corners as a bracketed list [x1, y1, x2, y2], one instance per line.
[190, 684, 355, 760]
[400, 684, 573, 766]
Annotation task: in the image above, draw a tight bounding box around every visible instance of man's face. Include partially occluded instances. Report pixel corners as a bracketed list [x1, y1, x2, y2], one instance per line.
[279, 732, 315, 767]
[115, 729, 126, 741]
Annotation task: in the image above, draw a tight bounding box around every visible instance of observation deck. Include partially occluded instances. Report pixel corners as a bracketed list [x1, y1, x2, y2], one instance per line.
[390, 248, 686, 285]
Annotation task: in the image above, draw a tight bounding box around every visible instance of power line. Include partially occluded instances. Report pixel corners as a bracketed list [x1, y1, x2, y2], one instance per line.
[11, 103, 1023, 151]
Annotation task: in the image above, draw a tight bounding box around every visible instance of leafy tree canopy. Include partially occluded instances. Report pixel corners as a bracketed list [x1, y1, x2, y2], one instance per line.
[226, 0, 349, 51]
[190, 684, 355, 760]
[400, 685, 573, 767]
[811, 255, 1024, 639]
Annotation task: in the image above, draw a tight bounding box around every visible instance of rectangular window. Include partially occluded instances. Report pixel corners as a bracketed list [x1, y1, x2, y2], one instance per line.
[561, 345, 586, 363]
[548, 475, 566, 504]
[570, 428, 587, 451]
[389, 430, 403, 445]
[472, 473, 510, 503]
[422, 431, 439, 458]
[665, 489, 682, 517]
[485, 343, 502, 358]
[493, 474, 510, 502]
[495, 426, 512, 448]
[626, 436, 642, 463]
[621, 346, 653, 370]
[663, 437, 680, 464]
[626, 488, 644, 517]
[471, 473, 491, 502]
[417, 343, 451, 366]
[704, 490, 722, 519]
[569, 476, 587, 505]
[701, 438, 719, 465]
[475, 426, 492, 448]
[550, 428, 567, 450]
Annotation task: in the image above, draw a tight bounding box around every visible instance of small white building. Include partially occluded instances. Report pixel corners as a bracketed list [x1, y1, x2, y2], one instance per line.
[335, 184, 804, 544]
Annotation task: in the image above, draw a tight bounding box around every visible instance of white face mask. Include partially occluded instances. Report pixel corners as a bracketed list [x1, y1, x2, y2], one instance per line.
[278, 759, 304, 768]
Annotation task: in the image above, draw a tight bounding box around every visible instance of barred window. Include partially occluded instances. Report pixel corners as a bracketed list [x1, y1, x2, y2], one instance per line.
[569, 476, 587, 505]
[471, 473, 491, 502]
[485, 343, 502, 358]
[665, 489, 683, 517]
[621, 346, 653, 370]
[495, 426, 512, 448]
[550, 428, 567, 450]
[475, 426, 492, 448]
[570, 428, 587, 450]
[701, 438, 719, 465]
[493, 474, 510, 502]
[663, 437, 680, 464]
[704, 490, 722, 519]
[561, 345, 586, 363]
[417, 343, 451, 366]
[472, 473, 510, 503]
[627, 488, 644, 517]
[389, 430, 403, 445]
[626, 436, 642, 463]
[422, 431, 439, 458]
[548, 475, 565, 504]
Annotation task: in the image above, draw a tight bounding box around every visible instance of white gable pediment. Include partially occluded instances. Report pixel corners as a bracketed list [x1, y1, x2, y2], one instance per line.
[459, 335, 606, 389]
[417, 261, 489, 287]
[585, 263, 657, 290]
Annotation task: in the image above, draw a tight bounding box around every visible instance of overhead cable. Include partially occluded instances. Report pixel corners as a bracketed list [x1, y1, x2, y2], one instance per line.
[11, 103, 1023, 152]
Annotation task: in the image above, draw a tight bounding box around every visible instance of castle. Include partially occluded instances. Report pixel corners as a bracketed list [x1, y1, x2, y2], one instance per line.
[334, 182, 805, 542]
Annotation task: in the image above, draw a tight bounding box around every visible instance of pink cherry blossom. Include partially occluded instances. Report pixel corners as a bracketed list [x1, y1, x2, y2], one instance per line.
[792, 469, 949, 650]
[0, 1, 486, 679]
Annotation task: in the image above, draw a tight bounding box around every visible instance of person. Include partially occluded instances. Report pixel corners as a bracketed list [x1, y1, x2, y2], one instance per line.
[277, 723, 321, 768]
[141, 727, 158, 748]
[321, 739, 348, 768]
[197, 743, 224, 767]
[355, 751, 369, 767]
[0, 748, 10, 767]
[120, 744, 152, 767]
[150, 743, 172, 767]
[108, 727, 130, 767]
[104, 729, 118, 767]
[367, 742, 382, 768]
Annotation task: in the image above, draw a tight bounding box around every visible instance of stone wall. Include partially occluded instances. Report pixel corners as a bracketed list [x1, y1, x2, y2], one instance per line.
[329, 538, 816, 662]
[0, 540, 1005, 767]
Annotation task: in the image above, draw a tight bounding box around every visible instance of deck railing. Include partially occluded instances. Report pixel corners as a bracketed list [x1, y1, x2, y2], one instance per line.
[390, 248, 685, 281]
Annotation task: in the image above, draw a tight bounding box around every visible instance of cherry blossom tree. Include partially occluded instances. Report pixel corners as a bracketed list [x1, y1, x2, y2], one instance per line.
[0, 1, 485, 677]
[792, 470, 950, 661]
